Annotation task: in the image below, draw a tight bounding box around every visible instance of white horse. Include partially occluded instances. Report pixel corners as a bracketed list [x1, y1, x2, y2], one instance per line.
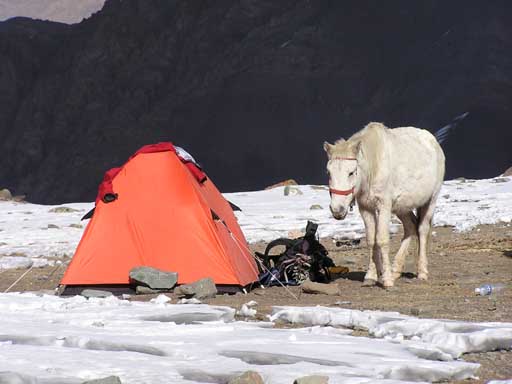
[324, 122, 445, 288]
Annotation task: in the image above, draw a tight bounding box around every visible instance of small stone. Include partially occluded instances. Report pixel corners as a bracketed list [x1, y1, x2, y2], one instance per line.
[129, 266, 178, 290]
[49, 206, 79, 213]
[293, 375, 329, 384]
[69, 223, 83, 228]
[284, 185, 303, 196]
[310, 204, 323, 210]
[81, 289, 113, 298]
[228, 371, 264, 384]
[178, 297, 202, 304]
[82, 376, 122, 384]
[410, 308, 421, 316]
[135, 286, 162, 295]
[265, 179, 298, 190]
[301, 280, 340, 296]
[12, 195, 26, 202]
[174, 277, 217, 299]
[254, 289, 265, 296]
[47, 224, 60, 229]
[0, 188, 12, 200]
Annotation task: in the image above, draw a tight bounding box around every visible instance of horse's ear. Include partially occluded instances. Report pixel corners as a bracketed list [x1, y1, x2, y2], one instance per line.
[323, 141, 333, 157]
[334, 138, 345, 145]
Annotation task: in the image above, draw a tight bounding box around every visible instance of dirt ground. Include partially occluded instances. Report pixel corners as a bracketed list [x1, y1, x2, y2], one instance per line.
[1, 223, 511, 383]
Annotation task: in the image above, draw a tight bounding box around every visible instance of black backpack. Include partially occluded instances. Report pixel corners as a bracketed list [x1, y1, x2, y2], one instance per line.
[255, 221, 334, 286]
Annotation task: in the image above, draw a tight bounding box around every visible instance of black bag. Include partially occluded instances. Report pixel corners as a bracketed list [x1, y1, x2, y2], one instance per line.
[256, 221, 334, 286]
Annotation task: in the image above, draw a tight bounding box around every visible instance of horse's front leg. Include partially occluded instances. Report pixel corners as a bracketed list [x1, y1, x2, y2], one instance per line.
[375, 203, 393, 288]
[360, 208, 377, 285]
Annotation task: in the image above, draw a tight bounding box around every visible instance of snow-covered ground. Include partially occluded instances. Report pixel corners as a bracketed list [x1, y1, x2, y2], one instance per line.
[1, 177, 511, 269]
[0, 177, 511, 383]
[0, 0, 105, 24]
[1, 292, 511, 384]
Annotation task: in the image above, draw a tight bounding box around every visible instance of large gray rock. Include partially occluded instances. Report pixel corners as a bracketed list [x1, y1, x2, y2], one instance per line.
[294, 375, 329, 384]
[135, 285, 162, 295]
[174, 277, 217, 299]
[129, 266, 178, 290]
[81, 289, 113, 298]
[228, 371, 264, 384]
[82, 376, 122, 384]
[0, 188, 12, 200]
[301, 280, 340, 296]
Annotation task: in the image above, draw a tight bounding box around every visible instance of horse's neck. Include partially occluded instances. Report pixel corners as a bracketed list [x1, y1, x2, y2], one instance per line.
[355, 159, 382, 207]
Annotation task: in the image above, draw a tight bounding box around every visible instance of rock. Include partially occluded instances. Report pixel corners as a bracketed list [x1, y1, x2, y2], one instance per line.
[81, 289, 113, 298]
[174, 277, 217, 299]
[12, 195, 26, 202]
[503, 166, 512, 177]
[82, 376, 122, 384]
[493, 177, 510, 183]
[301, 279, 340, 296]
[253, 289, 265, 296]
[0, 188, 12, 200]
[129, 266, 178, 290]
[265, 179, 298, 190]
[284, 185, 303, 196]
[135, 285, 162, 295]
[309, 204, 323, 210]
[49, 206, 79, 213]
[47, 224, 60, 229]
[69, 223, 83, 228]
[178, 297, 202, 304]
[228, 371, 264, 384]
[410, 308, 421, 316]
[293, 375, 329, 384]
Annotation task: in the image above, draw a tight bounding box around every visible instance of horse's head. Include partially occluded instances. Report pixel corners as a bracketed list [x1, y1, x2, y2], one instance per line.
[324, 139, 361, 220]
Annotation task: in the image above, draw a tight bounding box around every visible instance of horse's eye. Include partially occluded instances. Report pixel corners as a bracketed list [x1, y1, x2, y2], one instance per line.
[349, 171, 355, 177]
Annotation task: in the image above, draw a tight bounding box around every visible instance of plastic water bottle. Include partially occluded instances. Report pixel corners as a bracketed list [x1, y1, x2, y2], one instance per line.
[474, 283, 505, 296]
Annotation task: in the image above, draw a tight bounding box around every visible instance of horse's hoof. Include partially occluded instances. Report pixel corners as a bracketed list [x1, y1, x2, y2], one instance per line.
[417, 273, 428, 281]
[362, 279, 377, 287]
[382, 280, 395, 289]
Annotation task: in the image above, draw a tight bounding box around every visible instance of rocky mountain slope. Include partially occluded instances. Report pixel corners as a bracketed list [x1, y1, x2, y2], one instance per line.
[0, 0, 105, 24]
[1, 0, 511, 203]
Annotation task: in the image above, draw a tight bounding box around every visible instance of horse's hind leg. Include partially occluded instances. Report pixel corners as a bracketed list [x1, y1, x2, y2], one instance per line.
[417, 198, 437, 280]
[392, 211, 418, 281]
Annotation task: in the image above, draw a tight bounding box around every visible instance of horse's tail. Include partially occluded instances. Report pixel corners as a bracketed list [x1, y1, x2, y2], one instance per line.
[433, 112, 469, 144]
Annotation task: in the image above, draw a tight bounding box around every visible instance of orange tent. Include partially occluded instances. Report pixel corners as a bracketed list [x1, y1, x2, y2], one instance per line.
[60, 143, 258, 293]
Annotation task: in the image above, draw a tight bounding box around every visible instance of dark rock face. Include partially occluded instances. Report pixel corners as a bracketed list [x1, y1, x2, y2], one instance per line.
[1, 0, 511, 204]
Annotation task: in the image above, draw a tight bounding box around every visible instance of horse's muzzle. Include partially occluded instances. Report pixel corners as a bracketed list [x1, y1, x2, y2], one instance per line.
[330, 206, 348, 220]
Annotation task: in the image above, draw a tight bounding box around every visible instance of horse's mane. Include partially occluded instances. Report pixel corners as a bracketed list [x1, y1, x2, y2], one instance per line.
[331, 122, 388, 185]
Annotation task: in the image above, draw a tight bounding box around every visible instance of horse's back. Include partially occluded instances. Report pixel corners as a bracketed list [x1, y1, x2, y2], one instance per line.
[386, 126, 445, 211]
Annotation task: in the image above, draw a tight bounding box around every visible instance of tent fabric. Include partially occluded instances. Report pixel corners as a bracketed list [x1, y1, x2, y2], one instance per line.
[95, 143, 206, 204]
[61, 143, 258, 288]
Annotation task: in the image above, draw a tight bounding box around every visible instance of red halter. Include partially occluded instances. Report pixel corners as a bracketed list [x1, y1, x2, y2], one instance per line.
[329, 156, 357, 196]
[329, 187, 355, 196]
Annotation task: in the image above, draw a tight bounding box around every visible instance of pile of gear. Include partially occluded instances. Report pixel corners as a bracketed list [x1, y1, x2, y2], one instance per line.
[256, 221, 336, 286]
